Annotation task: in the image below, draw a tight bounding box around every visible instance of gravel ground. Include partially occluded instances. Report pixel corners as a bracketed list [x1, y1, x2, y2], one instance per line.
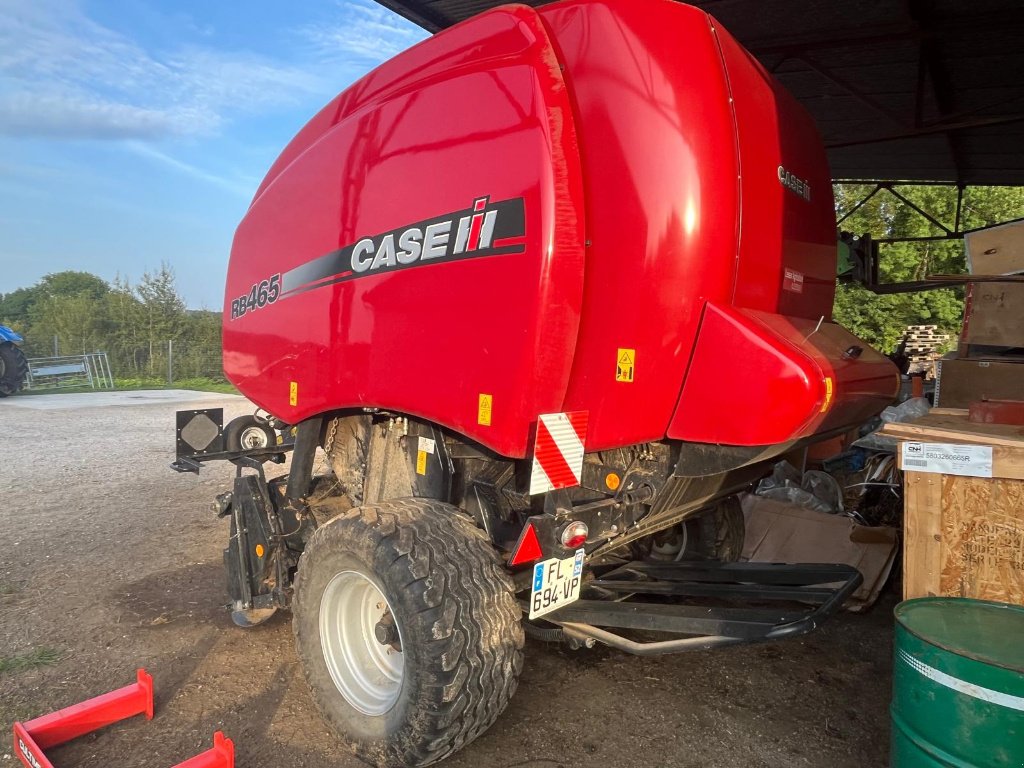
[0, 391, 894, 767]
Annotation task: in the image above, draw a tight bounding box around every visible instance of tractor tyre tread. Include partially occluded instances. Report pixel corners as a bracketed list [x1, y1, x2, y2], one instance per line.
[293, 497, 523, 768]
[0, 343, 28, 397]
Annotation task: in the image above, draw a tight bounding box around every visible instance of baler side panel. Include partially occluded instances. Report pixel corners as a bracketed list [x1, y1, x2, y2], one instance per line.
[540, 1, 741, 452]
[712, 20, 837, 320]
[224, 7, 586, 458]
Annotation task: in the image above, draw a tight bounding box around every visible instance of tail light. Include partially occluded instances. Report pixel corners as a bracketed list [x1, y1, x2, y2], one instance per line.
[559, 521, 589, 549]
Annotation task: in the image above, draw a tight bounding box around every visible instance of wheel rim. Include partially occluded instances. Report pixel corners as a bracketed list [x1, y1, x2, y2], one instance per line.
[239, 425, 270, 449]
[319, 570, 404, 716]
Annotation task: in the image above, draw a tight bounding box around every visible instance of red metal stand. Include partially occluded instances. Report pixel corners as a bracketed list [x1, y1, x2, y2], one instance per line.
[12, 669, 233, 768]
[172, 732, 235, 768]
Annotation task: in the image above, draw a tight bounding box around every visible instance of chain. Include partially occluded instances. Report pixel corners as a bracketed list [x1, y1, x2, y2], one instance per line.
[323, 416, 339, 456]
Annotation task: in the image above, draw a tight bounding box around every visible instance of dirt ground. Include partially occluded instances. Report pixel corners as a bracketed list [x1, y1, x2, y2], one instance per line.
[0, 391, 894, 768]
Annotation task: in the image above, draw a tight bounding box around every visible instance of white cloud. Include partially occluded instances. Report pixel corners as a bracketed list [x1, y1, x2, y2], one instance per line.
[0, 0, 323, 141]
[0, 93, 180, 139]
[125, 142, 255, 198]
[300, 0, 427, 64]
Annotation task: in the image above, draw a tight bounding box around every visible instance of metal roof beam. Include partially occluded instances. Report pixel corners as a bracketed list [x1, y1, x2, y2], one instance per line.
[908, 0, 966, 186]
[826, 113, 1024, 149]
[374, 0, 448, 32]
[798, 56, 908, 129]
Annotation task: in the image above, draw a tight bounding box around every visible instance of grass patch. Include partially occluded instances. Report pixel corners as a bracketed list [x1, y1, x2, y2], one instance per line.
[114, 376, 238, 394]
[0, 582, 20, 595]
[0, 647, 62, 674]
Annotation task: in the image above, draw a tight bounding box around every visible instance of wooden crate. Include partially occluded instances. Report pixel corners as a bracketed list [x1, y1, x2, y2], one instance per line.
[882, 410, 1024, 604]
[965, 218, 1024, 275]
[961, 282, 1024, 349]
[936, 359, 1024, 407]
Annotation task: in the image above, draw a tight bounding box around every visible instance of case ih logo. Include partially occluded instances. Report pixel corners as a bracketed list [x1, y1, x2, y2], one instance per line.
[280, 196, 526, 298]
[778, 165, 811, 201]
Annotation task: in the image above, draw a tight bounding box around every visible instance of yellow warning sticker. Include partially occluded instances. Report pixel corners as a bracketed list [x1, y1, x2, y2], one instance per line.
[289, 381, 298, 406]
[478, 393, 493, 426]
[820, 376, 834, 413]
[615, 348, 635, 382]
[416, 450, 428, 475]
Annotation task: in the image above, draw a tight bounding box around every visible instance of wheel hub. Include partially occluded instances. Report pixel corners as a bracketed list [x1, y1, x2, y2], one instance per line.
[239, 425, 269, 449]
[374, 613, 401, 648]
[319, 570, 404, 716]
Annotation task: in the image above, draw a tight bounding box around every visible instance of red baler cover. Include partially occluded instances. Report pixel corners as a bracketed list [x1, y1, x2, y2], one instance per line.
[223, 0, 897, 458]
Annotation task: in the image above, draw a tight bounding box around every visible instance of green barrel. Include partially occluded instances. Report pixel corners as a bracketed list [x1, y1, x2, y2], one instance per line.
[892, 598, 1024, 767]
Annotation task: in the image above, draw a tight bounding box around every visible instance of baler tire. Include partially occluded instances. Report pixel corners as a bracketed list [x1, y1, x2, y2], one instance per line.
[0, 342, 28, 397]
[685, 495, 745, 562]
[223, 415, 276, 451]
[293, 498, 524, 768]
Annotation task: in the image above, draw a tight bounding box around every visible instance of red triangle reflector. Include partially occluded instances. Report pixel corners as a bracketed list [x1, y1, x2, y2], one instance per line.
[509, 524, 543, 566]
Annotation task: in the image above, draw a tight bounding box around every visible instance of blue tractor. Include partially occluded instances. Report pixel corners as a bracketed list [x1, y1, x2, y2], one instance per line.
[0, 326, 28, 396]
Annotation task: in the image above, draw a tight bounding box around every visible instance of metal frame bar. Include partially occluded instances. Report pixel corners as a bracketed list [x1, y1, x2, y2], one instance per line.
[545, 561, 863, 656]
[171, 444, 291, 474]
[884, 185, 954, 235]
[836, 184, 882, 225]
[826, 113, 1024, 149]
[553, 600, 808, 638]
[286, 417, 323, 501]
[590, 579, 836, 602]
[799, 56, 906, 128]
[837, 182, 1022, 245]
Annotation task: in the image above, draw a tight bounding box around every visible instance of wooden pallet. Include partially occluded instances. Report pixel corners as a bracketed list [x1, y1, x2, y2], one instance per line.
[901, 325, 951, 379]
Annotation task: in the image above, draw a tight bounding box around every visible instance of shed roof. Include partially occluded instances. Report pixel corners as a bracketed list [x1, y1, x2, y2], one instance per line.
[374, 0, 1024, 185]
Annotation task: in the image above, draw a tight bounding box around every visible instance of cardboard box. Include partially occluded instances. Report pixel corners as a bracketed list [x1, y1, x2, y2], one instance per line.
[936, 358, 1024, 407]
[740, 494, 898, 611]
[965, 219, 1024, 275]
[962, 282, 1024, 348]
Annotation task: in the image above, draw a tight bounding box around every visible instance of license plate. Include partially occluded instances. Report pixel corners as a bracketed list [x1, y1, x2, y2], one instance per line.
[529, 549, 584, 619]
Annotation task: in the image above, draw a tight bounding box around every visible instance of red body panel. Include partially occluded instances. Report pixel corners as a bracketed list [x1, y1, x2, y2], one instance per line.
[714, 23, 839, 319]
[669, 305, 899, 446]
[223, 0, 898, 458]
[539, 1, 740, 450]
[225, 7, 585, 457]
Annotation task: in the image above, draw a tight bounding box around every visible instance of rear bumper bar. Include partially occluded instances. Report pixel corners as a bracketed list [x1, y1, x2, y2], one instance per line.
[545, 561, 862, 656]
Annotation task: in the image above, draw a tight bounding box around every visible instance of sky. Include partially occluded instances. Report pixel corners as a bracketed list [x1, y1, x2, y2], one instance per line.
[0, 0, 427, 309]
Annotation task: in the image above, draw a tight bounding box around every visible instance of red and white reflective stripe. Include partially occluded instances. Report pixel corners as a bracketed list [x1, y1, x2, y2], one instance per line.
[529, 411, 588, 495]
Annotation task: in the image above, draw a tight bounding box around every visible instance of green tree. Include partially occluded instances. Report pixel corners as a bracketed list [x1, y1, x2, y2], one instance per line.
[3, 266, 219, 380]
[1, 270, 110, 332]
[103, 276, 147, 374]
[37, 271, 109, 301]
[136, 264, 187, 344]
[0, 286, 38, 329]
[28, 292, 112, 355]
[833, 184, 1023, 352]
